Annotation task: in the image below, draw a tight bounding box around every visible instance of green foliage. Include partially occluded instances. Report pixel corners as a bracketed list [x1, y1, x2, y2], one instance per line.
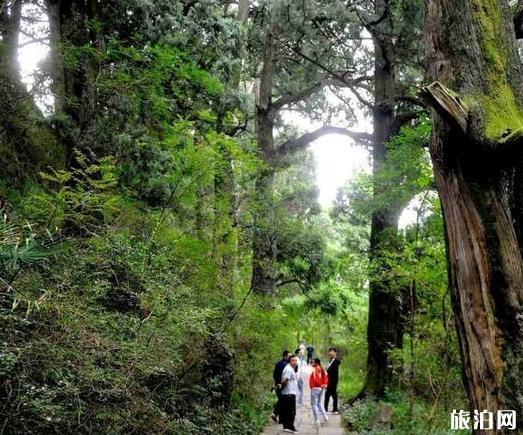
[344, 392, 468, 435]
[0, 176, 279, 433]
[0, 222, 56, 275]
[328, 115, 466, 433]
[0, 1, 474, 433]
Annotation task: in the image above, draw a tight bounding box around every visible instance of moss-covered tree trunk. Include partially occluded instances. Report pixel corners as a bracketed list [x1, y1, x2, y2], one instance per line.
[424, 0, 523, 429]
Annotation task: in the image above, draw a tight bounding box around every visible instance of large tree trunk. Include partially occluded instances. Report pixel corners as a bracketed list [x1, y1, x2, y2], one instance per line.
[47, 0, 101, 167]
[0, 0, 60, 185]
[364, 0, 405, 396]
[250, 31, 278, 296]
[3, 0, 22, 78]
[424, 0, 523, 430]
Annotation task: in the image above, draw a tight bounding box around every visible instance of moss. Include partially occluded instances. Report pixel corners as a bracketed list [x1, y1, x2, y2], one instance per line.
[468, 1, 523, 140]
[473, 0, 506, 74]
[478, 83, 523, 140]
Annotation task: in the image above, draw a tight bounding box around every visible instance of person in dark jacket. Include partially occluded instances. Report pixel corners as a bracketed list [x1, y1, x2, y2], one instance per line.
[271, 350, 290, 422]
[306, 343, 314, 364]
[324, 347, 341, 413]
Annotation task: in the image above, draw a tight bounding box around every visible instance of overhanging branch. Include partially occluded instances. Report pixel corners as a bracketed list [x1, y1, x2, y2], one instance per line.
[271, 74, 373, 115]
[274, 125, 373, 162]
[271, 80, 325, 114]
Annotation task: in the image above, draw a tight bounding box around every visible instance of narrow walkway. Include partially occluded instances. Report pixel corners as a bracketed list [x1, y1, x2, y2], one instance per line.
[262, 365, 344, 435]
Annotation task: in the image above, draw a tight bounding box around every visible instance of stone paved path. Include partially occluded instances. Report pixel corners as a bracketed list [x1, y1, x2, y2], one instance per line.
[262, 365, 344, 435]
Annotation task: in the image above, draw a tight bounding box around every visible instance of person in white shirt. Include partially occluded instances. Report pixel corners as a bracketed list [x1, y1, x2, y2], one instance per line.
[294, 347, 304, 406]
[279, 355, 299, 433]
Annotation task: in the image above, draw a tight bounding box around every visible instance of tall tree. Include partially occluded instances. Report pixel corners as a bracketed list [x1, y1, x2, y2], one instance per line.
[348, 0, 425, 396]
[0, 0, 58, 184]
[46, 0, 102, 166]
[267, 0, 426, 393]
[248, 1, 372, 296]
[423, 0, 523, 428]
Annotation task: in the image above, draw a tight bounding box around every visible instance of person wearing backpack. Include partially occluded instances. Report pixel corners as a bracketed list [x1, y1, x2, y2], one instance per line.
[309, 357, 329, 427]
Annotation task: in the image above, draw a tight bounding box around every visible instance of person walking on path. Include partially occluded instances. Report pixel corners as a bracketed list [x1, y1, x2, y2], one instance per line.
[306, 343, 314, 365]
[279, 355, 300, 433]
[271, 350, 290, 423]
[299, 342, 306, 360]
[309, 357, 329, 427]
[294, 348, 304, 406]
[324, 347, 341, 414]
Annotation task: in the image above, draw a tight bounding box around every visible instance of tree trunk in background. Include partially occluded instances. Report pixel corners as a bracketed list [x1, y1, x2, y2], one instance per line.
[0, 0, 59, 184]
[250, 31, 278, 296]
[4, 0, 22, 78]
[47, 0, 101, 167]
[47, 0, 65, 113]
[424, 0, 523, 429]
[364, 0, 405, 396]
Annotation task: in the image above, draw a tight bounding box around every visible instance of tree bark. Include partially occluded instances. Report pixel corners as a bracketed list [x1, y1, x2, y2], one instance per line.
[0, 0, 60, 184]
[364, 0, 407, 397]
[250, 31, 278, 296]
[424, 0, 523, 430]
[4, 0, 22, 78]
[46, 0, 101, 166]
[47, 0, 65, 113]
[213, 138, 237, 295]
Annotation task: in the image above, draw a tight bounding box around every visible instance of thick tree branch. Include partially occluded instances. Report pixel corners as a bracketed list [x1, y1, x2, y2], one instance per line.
[271, 80, 325, 114]
[347, 83, 374, 109]
[392, 110, 425, 134]
[19, 29, 50, 46]
[271, 74, 373, 115]
[274, 125, 373, 162]
[395, 95, 427, 108]
[276, 278, 303, 287]
[423, 82, 523, 151]
[19, 36, 50, 48]
[269, 74, 373, 122]
[421, 81, 468, 134]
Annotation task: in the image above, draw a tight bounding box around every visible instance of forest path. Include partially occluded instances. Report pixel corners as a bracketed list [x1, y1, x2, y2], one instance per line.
[261, 365, 344, 435]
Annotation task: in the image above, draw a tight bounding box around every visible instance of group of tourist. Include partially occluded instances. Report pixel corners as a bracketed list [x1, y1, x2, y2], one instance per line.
[270, 345, 341, 433]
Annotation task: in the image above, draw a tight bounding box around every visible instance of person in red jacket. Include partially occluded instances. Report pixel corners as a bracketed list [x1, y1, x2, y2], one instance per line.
[309, 357, 329, 427]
